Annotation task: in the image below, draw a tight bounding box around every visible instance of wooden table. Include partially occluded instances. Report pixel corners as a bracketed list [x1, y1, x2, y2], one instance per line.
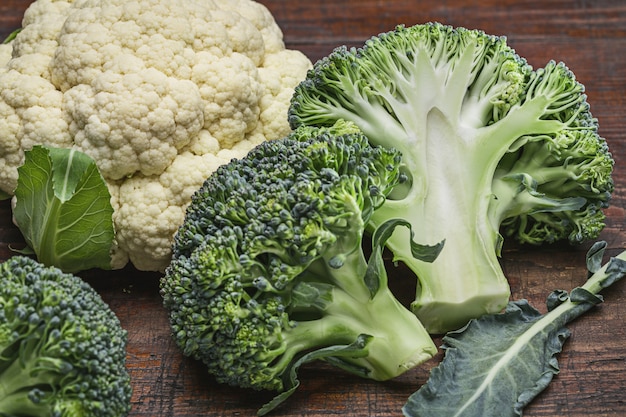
[1, 1, 626, 416]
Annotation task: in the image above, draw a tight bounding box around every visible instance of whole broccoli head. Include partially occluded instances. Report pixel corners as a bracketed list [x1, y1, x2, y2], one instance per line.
[0, 256, 131, 417]
[288, 22, 614, 333]
[161, 120, 439, 413]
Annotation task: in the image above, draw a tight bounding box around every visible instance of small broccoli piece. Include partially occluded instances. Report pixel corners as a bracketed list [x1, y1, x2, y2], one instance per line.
[161, 121, 438, 411]
[288, 22, 614, 333]
[0, 256, 132, 417]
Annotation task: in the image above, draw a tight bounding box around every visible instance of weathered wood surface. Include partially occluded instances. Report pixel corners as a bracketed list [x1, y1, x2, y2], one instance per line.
[1, 0, 626, 416]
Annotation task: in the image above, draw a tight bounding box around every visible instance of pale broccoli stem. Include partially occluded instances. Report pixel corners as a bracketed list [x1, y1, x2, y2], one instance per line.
[369, 66, 582, 332]
[290, 243, 437, 380]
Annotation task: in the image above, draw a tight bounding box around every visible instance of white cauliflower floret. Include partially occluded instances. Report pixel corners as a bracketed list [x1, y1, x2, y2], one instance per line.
[0, 68, 72, 152]
[0, 0, 312, 271]
[0, 44, 13, 67]
[65, 69, 205, 179]
[12, 0, 72, 57]
[213, 0, 285, 54]
[192, 51, 262, 148]
[114, 146, 240, 271]
[258, 49, 315, 139]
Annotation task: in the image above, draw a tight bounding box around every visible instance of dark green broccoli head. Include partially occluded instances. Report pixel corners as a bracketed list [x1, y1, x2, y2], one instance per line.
[0, 256, 131, 417]
[171, 120, 400, 264]
[162, 121, 437, 406]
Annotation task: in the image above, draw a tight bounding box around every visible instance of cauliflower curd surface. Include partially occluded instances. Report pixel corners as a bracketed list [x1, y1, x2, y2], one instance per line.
[0, 0, 311, 271]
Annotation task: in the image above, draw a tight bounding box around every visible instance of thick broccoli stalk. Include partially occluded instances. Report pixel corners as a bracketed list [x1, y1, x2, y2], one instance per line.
[161, 121, 438, 412]
[0, 256, 131, 417]
[288, 23, 614, 333]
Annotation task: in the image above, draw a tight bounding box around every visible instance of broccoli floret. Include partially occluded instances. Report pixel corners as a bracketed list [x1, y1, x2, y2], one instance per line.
[288, 22, 614, 333]
[0, 256, 132, 417]
[161, 121, 438, 413]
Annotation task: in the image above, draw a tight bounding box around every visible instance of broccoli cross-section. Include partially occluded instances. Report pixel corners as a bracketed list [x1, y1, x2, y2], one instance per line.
[0, 256, 132, 417]
[288, 22, 614, 333]
[161, 120, 438, 413]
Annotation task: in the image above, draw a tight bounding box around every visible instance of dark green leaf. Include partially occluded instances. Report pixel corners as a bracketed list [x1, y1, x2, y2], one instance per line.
[585, 241, 607, 275]
[403, 242, 626, 417]
[365, 218, 444, 298]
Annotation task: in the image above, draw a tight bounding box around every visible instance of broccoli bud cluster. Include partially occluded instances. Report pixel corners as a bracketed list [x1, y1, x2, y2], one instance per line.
[0, 256, 131, 417]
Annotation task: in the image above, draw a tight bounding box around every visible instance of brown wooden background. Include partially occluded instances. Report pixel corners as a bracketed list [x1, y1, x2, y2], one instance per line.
[1, 0, 626, 416]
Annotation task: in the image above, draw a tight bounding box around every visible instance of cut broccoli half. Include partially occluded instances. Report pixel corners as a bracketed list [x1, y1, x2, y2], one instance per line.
[0, 256, 132, 417]
[288, 22, 614, 333]
[161, 120, 440, 413]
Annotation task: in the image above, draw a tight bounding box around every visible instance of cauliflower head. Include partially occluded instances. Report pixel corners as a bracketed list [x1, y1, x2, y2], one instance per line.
[0, 0, 311, 271]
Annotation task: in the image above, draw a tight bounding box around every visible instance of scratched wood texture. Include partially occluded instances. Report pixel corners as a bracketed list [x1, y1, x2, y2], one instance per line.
[1, 0, 626, 416]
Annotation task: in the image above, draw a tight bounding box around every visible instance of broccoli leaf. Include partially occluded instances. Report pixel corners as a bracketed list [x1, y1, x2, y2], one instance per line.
[12, 145, 114, 273]
[365, 218, 444, 298]
[403, 241, 626, 417]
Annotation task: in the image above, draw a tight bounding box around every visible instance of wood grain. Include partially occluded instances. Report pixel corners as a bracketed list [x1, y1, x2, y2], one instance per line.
[1, 1, 626, 416]
[0, 0, 26, 41]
